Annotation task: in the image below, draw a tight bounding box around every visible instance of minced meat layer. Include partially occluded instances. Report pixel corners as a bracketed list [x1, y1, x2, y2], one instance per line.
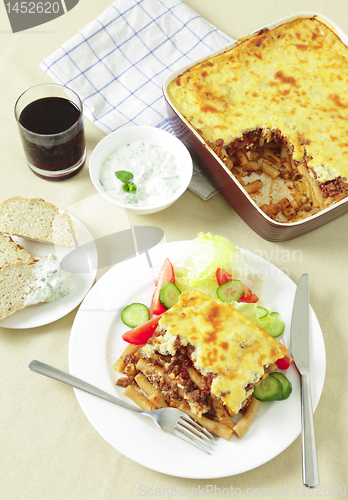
[117, 336, 213, 412]
[211, 128, 348, 202]
[208, 128, 302, 183]
[321, 177, 348, 200]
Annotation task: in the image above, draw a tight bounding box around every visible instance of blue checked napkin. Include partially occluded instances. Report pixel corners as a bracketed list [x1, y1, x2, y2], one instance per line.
[40, 0, 233, 199]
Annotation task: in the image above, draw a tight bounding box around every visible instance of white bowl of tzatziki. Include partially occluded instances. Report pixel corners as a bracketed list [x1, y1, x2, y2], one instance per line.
[89, 126, 193, 214]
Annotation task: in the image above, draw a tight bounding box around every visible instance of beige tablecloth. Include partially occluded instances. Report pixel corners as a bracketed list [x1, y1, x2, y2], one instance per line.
[1, 1, 347, 498]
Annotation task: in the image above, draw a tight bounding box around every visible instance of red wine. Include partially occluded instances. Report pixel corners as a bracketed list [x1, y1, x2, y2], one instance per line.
[18, 96, 85, 181]
[19, 96, 81, 134]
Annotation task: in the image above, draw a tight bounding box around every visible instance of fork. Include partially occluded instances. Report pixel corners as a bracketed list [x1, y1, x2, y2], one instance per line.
[28, 360, 215, 454]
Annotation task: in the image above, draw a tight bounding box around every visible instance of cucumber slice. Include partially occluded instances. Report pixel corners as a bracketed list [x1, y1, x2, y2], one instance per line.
[121, 303, 150, 328]
[256, 306, 269, 319]
[216, 280, 244, 302]
[159, 282, 181, 309]
[253, 375, 283, 402]
[269, 373, 292, 400]
[259, 311, 285, 338]
[230, 303, 269, 324]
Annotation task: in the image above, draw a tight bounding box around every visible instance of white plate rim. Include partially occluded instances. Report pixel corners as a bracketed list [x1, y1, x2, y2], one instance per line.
[0, 214, 98, 329]
[68, 240, 326, 479]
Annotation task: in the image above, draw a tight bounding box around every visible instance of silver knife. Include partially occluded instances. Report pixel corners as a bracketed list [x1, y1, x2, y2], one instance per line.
[290, 273, 319, 488]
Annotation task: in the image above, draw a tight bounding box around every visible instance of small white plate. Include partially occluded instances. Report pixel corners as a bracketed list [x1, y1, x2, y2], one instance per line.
[0, 215, 97, 329]
[68, 240, 326, 479]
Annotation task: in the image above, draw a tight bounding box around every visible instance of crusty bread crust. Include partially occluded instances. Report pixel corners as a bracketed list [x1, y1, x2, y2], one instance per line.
[0, 196, 78, 246]
[0, 233, 31, 267]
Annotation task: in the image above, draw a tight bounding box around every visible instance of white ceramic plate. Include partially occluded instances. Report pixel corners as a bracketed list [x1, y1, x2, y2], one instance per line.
[0, 215, 97, 329]
[69, 241, 326, 479]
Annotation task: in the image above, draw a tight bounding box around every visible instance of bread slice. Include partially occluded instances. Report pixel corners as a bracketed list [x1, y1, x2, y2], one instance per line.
[0, 254, 74, 321]
[0, 233, 31, 267]
[0, 196, 78, 246]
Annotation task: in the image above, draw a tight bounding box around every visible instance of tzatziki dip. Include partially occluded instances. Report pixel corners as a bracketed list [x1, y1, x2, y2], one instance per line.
[23, 254, 74, 306]
[99, 141, 184, 207]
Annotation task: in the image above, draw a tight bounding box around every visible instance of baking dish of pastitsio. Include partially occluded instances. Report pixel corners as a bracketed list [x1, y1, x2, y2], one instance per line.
[163, 13, 348, 241]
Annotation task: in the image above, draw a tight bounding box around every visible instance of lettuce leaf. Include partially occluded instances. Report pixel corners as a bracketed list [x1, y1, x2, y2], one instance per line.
[173, 232, 251, 297]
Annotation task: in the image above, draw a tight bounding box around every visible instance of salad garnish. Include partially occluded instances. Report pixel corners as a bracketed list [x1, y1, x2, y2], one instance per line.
[122, 233, 286, 341]
[173, 232, 251, 297]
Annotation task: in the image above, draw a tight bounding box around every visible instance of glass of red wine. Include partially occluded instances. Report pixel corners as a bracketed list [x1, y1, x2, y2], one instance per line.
[14, 83, 86, 181]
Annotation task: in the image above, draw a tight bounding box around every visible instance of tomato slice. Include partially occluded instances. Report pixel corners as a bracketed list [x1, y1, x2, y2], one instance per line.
[122, 315, 161, 345]
[216, 268, 258, 303]
[149, 258, 175, 316]
[216, 268, 232, 286]
[239, 285, 259, 303]
[275, 354, 293, 370]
